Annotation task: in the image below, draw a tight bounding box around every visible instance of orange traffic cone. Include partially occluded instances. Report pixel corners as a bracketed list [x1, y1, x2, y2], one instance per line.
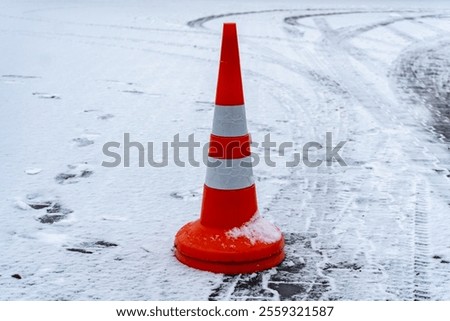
[174, 23, 285, 274]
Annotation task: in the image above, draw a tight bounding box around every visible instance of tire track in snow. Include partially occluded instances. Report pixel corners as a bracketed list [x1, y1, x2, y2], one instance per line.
[384, 25, 418, 42]
[310, 13, 450, 72]
[283, 9, 416, 26]
[188, 8, 422, 29]
[391, 38, 450, 299]
[334, 13, 450, 41]
[0, 28, 218, 68]
[0, 13, 208, 36]
[187, 9, 294, 29]
[413, 180, 432, 300]
[410, 19, 450, 34]
[286, 10, 450, 299]
[392, 38, 450, 142]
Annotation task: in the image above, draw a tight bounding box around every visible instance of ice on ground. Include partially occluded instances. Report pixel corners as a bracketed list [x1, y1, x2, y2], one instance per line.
[24, 168, 42, 175]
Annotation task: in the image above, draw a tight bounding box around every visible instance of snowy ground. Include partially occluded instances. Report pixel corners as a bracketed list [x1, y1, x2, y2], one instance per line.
[1, 0, 450, 300]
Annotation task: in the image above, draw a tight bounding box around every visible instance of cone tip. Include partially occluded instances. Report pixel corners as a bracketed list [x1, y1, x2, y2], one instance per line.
[223, 22, 236, 27]
[215, 22, 244, 106]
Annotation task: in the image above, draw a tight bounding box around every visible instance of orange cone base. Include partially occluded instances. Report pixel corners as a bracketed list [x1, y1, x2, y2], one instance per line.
[174, 220, 285, 274]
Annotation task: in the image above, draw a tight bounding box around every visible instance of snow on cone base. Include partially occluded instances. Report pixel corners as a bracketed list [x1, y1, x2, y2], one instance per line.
[174, 219, 285, 274]
[174, 22, 285, 274]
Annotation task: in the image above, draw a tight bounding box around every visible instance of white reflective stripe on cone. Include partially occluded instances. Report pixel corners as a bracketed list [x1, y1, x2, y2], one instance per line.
[205, 156, 254, 190]
[212, 105, 248, 137]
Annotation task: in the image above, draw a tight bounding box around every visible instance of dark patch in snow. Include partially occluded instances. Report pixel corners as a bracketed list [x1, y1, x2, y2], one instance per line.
[170, 192, 184, 199]
[27, 201, 52, 210]
[210, 273, 277, 301]
[80, 170, 93, 178]
[98, 114, 114, 120]
[32, 92, 61, 99]
[194, 101, 214, 112]
[67, 248, 93, 254]
[38, 214, 66, 224]
[28, 201, 73, 224]
[46, 203, 73, 216]
[270, 283, 308, 300]
[94, 241, 118, 247]
[195, 100, 213, 105]
[55, 173, 77, 184]
[103, 79, 136, 86]
[122, 89, 145, 95]
[11, 274, 22, 279]
[2, 74, 40, 79]
[170, 190, 200, 200]
[322, 261, 362, 273]
[209, 233, 331, 301]
[79, 240, 118, 250]
[394, 40, 450, 141]
[26, 199, 72, 224]
[55, 165, 94, 184]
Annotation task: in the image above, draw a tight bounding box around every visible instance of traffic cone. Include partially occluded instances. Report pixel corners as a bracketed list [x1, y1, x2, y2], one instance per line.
[174, 23, 285, 274]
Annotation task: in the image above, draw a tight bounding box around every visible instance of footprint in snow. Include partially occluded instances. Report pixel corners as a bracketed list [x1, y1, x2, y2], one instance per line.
[66, 241, 118, 255]
[15, 195, 73, 224]
[55, 163, 93, 184]
[102, 79, 136, 86]
[32, 92, 61, 99]
[72, 137, 94, 147]
[72, 130, 100, 147]
[102, 79, 159, 96]
[170, 189, 201, 200]
[121, 89, 160, 97]
[83, 240, 118, 248]
[25, 200, 52, 210]
[195, 101, 214, 112]
[38, 203, 73, 224]
[97, 113, 114, 120]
